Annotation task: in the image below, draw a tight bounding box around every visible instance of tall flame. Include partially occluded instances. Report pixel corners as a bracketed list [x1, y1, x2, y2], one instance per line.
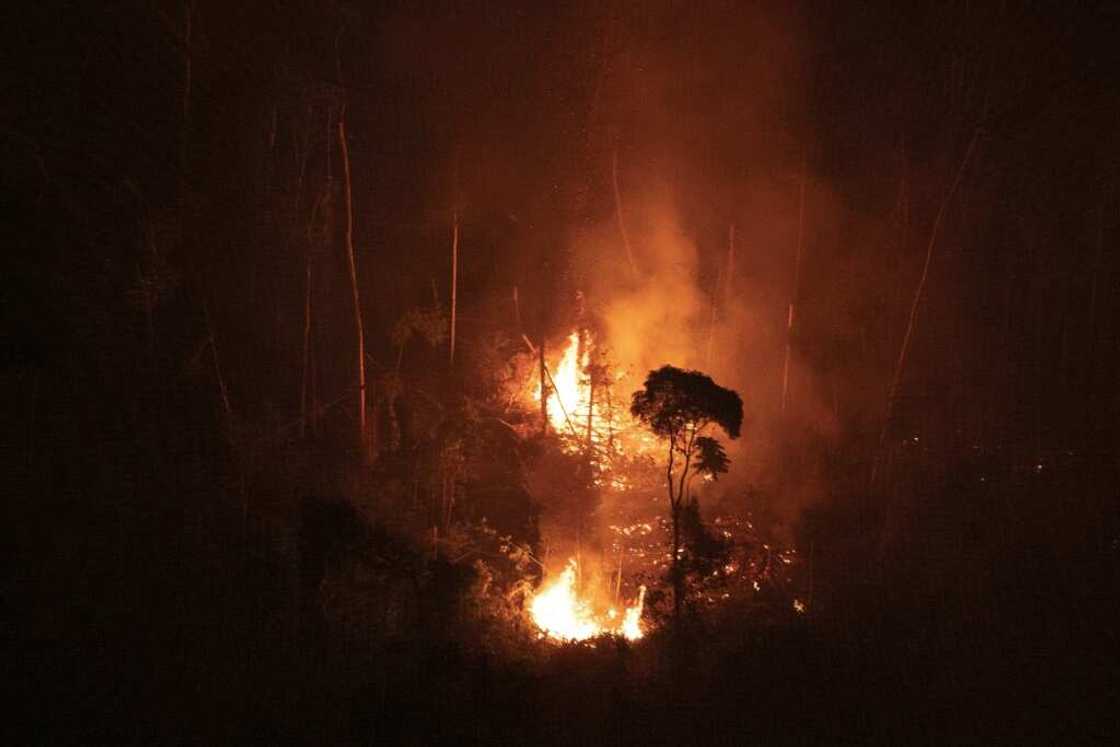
[529, 559, 645, 642]
[537, 331, 589, 434]
[534, 330, 625, 442]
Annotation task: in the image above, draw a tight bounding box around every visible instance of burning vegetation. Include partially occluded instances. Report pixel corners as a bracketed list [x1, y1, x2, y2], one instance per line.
[529, 558, 645, 642]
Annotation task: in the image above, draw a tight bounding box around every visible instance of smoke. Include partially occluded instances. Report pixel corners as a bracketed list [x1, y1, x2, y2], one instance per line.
[579, 183, 707, 377]
[558, 6, 842, 531]
[379, 0, 853, 531]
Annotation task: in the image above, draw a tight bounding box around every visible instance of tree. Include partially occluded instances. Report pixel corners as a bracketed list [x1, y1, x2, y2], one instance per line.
[631, 365, 743, 620]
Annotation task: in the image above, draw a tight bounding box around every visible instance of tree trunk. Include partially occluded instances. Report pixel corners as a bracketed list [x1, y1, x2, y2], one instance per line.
[705, 224, 734, 369]
[874, 128, 980, 484]
[449, 207, 459, 367]
[612, 147, 638, 281]
[539, 337, 548, 433]
[337, 109, 368, 461]
[586, 366, 595, 449]
[671, 503, 682, 621]
[300, 252, 311, 439]
[781, 153, 806, 415]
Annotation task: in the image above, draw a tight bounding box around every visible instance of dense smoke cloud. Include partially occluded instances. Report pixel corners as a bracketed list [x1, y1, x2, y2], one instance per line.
[545, 4, 842, 526]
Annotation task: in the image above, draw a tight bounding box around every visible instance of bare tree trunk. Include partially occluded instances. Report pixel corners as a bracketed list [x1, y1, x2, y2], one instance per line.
[615, 546, 623, 604]
[782, 154, 806, 415]
[665, 433, 683, 621]
[449, 207, 459, 367]
[576, 527, 582, 594]
[586, 363, 595, 449]
[182, 0, 193, 120]
[337, 109, 368, 461]
[310, 319, 320, 438]
[873, 128, 980, 484]
[539, 337, 548, 433]
[300, 253, 311, 439]
[706, 224, 735, 369]
[203, 299, 232, 429]
[612, 147, 638, 281]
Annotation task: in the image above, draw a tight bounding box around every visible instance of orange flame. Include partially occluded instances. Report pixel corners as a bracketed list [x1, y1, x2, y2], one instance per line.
[529, 559, 645, 642]
[535, 331, 590, 435]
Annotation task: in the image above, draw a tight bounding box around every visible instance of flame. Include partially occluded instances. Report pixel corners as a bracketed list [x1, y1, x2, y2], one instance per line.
[529, 559, 645, 642]
[619, 586, 647, 640]
[535, 331, 591, 434]
[532, 330, 639, 449]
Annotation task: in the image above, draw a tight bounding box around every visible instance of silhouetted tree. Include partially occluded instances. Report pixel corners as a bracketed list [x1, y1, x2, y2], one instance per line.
[631, 365, 742, 619]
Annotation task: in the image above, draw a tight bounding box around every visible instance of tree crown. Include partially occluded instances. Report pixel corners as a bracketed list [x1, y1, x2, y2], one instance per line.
[630, 365, 743, 441]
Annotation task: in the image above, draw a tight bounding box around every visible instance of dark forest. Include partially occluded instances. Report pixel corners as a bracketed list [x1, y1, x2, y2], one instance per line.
[3, 1, 1118, 743]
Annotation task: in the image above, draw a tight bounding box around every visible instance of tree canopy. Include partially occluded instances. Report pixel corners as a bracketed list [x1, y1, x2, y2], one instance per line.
[631, 365, 743, 444]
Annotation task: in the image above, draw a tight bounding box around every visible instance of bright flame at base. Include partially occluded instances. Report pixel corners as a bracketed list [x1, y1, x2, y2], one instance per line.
[529, 559, 645, 642]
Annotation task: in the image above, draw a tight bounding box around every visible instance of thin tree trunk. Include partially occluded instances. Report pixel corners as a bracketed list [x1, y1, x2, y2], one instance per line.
[300, 253, 311, 439]
[666, 431, 682, 621]
[612, 147, 638, 281]
[873, 129, 980, 484]
[586, 362, 595, 449]
[337, 109, 368, 460]
[671, 505, 682, 621]
[615, 546, 623, 604]
[449, 207, 459, 366]
[203, 299, 232, 428]
[606, 381, 615, 453]
[539, 338, 548, 433]
[576, 527, 582, 595]
[182, 0, 192, 121]
[782, 153, 806, 415]
[706, 224, 735, 369]
[310, 318, 320, 437]
[543, 363, 579, 437]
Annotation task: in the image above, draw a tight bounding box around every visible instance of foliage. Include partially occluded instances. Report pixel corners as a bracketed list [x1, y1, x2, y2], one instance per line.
[693, 436, 730, 480]
[631, 365, 743, 443]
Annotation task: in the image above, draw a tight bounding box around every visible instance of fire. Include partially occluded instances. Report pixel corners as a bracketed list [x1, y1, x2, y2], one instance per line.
[529, 559, 645, 642]
[536, 331, 592, 434]
[532, 329, 649, 458]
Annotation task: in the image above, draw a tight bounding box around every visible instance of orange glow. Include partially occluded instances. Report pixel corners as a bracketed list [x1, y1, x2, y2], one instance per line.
[531, 329, 654, 460]
[535, 331, 592, 435]
[528, 559, 645, 642]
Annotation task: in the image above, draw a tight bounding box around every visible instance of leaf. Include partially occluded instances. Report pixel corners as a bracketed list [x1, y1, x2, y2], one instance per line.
[694, 436, 730, 478]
